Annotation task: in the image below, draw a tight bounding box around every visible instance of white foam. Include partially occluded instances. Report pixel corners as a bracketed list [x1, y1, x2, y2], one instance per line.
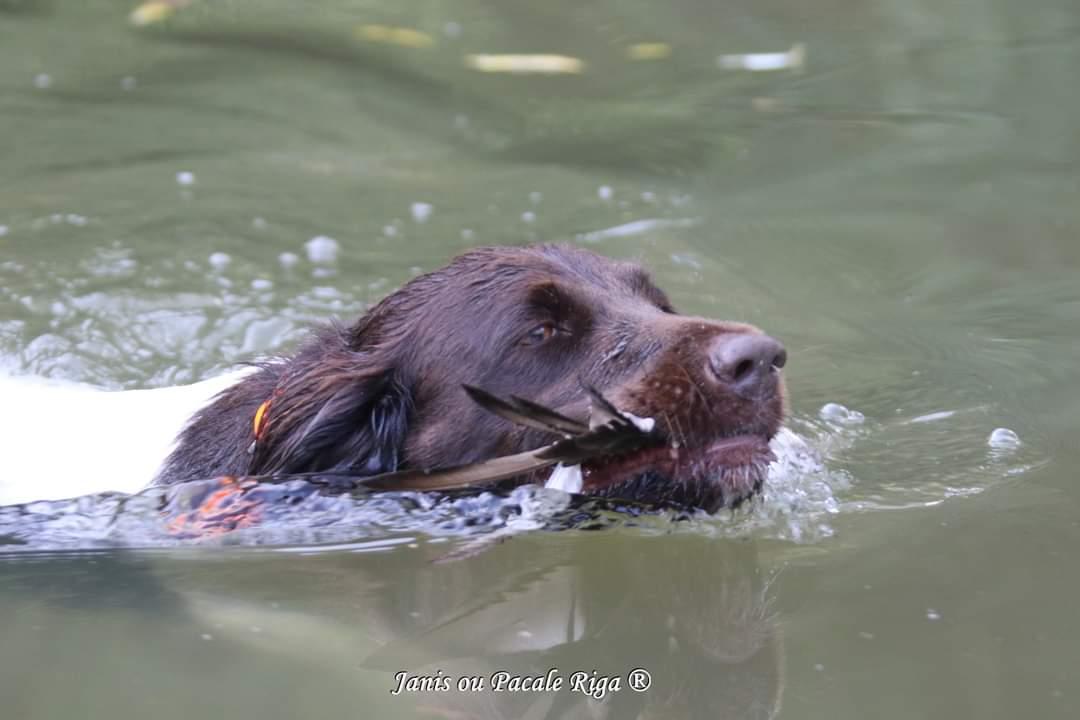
[819, 402, 865, 425]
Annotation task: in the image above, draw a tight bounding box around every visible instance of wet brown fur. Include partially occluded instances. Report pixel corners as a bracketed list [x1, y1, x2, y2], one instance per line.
[158, 244, 785, 510]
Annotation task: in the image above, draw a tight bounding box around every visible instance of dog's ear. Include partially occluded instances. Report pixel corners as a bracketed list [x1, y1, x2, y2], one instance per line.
[249, 352, 412, 477]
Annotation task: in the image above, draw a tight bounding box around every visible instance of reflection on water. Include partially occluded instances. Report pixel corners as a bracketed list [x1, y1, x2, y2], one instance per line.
[2, 0, 1080, 718]
[0, 534, 781, 720]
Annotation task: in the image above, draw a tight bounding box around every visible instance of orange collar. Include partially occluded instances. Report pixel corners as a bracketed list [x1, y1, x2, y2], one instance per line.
[252, 398, 272, 440]
[248, 376, 289, 455]
[248, 386, 283, 455]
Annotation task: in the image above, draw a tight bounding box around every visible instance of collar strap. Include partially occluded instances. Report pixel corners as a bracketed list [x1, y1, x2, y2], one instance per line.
[247, 396, 275, 456]
[253, 399, 272, 440]
[248, 375, 289, 456]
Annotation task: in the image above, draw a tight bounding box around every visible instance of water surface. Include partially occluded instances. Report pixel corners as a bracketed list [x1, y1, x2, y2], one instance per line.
[2, 1, 1080, 718]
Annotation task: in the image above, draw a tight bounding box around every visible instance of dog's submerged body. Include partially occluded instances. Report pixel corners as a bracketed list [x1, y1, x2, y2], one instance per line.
[2, 245, 787, 513]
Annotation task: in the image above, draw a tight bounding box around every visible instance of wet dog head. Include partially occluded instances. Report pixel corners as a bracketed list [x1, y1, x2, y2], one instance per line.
[168, 245, 786, 512]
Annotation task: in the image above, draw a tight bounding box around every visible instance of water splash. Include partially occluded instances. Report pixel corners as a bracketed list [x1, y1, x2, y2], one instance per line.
[0, 398, 1041, 552]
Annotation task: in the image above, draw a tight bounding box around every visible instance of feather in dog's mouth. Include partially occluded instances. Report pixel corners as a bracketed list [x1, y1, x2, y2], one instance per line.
[543, 433, 776, 513]
[226, 385, 779, 516]
[377, 385, 784, 514]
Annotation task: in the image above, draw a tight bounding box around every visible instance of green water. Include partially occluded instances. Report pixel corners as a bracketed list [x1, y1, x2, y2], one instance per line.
[2, 1, 1080, 718]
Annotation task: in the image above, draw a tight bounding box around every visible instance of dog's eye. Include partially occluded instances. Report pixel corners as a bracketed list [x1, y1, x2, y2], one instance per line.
[522, 322, 560, 346]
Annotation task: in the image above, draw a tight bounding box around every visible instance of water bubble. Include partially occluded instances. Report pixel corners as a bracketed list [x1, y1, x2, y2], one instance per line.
[597, 185, 614, 201]
[252, 216, 267, 230]
[251, 278, 273, 291]
[819, 403, 865, 425]
[200, 633, 214, 641]
[813, 663, 825, 672]
[671, 253, 702, 269]
[121, 76, 137, 91]
[312, 286, 340, 300]
[521, 211, 536, 223]
[926, 609, 942, 621]
[208, 252, 231, 271]
[33, 73, 52, 90]
[461, 228, 475, 241]
[175, 171, 196, 186]
[641, 191, 657, 203]
[988, 428, 1021, 451]
[278, 252, 299, 269]
[382, 224, 398, 238]
[410, 202, 434, 223]
[305, 235, 339, 263]
[0, 225, 8, 237]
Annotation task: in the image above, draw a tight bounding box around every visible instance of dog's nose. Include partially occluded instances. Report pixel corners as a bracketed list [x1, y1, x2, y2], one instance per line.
[707, 333, 787, 396]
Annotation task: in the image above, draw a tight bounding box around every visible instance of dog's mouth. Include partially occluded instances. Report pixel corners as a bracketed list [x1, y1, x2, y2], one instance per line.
[545, 434, 775, 513]
[349, 386, 779, 515]
[457, 384, 779, 513]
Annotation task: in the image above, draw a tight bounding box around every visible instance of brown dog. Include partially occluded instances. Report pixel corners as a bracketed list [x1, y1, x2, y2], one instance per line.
[157, 244, 786, 512]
